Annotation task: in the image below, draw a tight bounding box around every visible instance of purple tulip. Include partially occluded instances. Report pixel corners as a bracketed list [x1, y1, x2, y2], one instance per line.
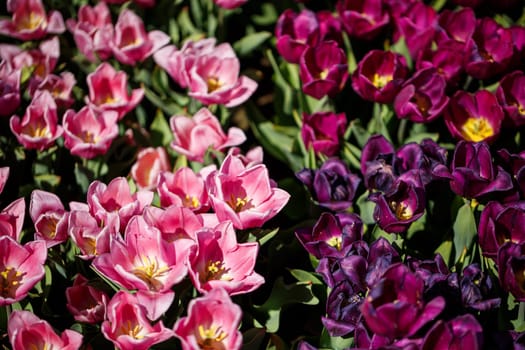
[361, 263, 445, 340]
[275, 9, 320, 64]
[351, 50, 409, 104]
[407, 254, 450, 289]
[365, 237, 401, 287]
[498, 149, 525, 199]
[336, 0, 389, 40]
[299, 41, 348, 99]
[435, 8, 476, 46]
[460, 263, 500, 311]
[421, 314, 483, 350]
[465, 18, 514, 80]
[361, 134, 396, 191]
[394, 67, 449, 123]
[497, 71, 525, 127]
[369, 175, 426, 234]
[498, 242, 525, 301]
[449, 141, 514, 201]
[295, 212, 363, 259]
[316, 11, 344, 47]
[301, 111, 347, 156]
[316, 241, 370, 288]
[444, 90, 504, 144]
[322, 280, 364, 336]
[479, 201, 525, 259]
[296, 158, 361, 212]
[416, 40, 465, 89]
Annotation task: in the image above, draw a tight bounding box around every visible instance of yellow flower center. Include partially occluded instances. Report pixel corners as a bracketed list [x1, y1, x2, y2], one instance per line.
[16, 12, 45, 31]
[28, 343, 50, 350]
[120, 320, 145, 340]
[326, 236, 342, 251]
[197, 324, 228, 349]
[183, 194, 200, 209]
[460, 117, 494, 142]
[389, 201, 413, 221]
[319, 69, 329, 80]
[0, 267, 24, 298]
[204, 260, 232, 282]
[80, 130, 98, 144]
[132, 256, 170, 291]
[372, 73, 393, 89]
[207, 77, 222, 93]
[40, 217, 58, 239]
[226, 195, 250, 213]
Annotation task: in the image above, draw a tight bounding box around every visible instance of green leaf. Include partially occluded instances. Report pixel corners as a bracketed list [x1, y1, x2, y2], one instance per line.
[356, 191, 375, 225]
[435, 240, 453, 267]
[390, 37, 413, 70]
[233, 31, 272, 57]
[288, 269, 323, 285]
[453, 202, 477, 264]
[150, 109, 173, 147]
[246, 227, 279, 246]
[251, 3, 278, 26]
[242, 328, 267, 350]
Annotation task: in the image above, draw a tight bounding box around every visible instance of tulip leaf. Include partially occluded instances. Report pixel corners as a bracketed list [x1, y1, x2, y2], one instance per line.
[251, 3, 278, 26]
[254, 276, 319, 333]
[435, 240, 453, 267]
[357, 191, 376, 225]
[390, 37, 413, 70]
[453, 202, 477, 264]
[242, 328, 267, 350]
[288, 269, 323, 285]
[150, 109, 173, 147]
[320, 328, 353, 350]
[233, 31, 272, 57]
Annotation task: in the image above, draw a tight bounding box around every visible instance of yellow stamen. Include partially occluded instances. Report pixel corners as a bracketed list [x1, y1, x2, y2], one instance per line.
[226, 194, 249, 213]
[460, 117, 494, 142]
[132, 256, 170, 291]
[207, 77, 222, 93]
[120, 320, 145, 340]
[372, 73, 393, 89]
[326, 236, 342, 251]
[204, 260, 232, 282]
[389, 201, 413, 221]
[0, 267, 24, 298]
[16, 12, 45, 31]
[198, 324, 228, 349]
[183, 194, 200, 209]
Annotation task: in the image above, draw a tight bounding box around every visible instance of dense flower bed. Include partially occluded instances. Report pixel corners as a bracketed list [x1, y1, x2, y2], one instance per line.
[0, 0, 524, 349]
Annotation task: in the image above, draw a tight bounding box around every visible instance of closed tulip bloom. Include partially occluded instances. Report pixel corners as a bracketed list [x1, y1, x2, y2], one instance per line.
[444, 90, 504, 144]
[8, 310, 82, 350]
[336, 0, 389, 40]
[301, 111, 347, 156]
[275, 9, 320, 64]
[351, 50, 408, 104]
[421, 314, 483, 350]
[68, 209, 117, 259]
[30, 190, 69, 247]
[497, 71, 525, 126]
[66, 274, 108, 324]
[299, 41, 348, 99]
[174, 288, 242, 350]
[131, 147, 170, 191]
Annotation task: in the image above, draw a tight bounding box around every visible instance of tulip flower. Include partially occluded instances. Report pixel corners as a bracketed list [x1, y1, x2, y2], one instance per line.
[101, 291, 173, 350]
[85, 62, 144, 120]
[351, 49, 408, 104]
[174, 288, 243, 350]
[498, 149, 525, 199]
[421, 314, 483, 350]
[10, 90, 63, 151]
[157, 166, 210, 212]
[498, 242, 525, 301]
[170, 108, 246, 163]
[323, 280, 364, 336]
[8, 310, 82, 350]
[28, 71, 76, 109]
[337, 0, 389, 40]
[444, 90, 504, 144]
[497, 70, 525, 126]
[214, 0, 247, 9]
[66, 2, 114, 62]
[63, 106, 119, 159]
[188, 221, 264, 295]
[301, 111, 347, 156]
[275, 9, 320, 64]
[0, 236, 47, 306]
[460, 263, 500, 311]
[143, 205, 205, 242]
[131, 147, 171, 191]
[392, 2, 437, 58]
[66, 274, 108, 324]
[0, 0, 65, 41]
[0, 167, 8, 195]
[299, 41, 348, 99]
[416, 40, 465, 88]
[30, 190, 69, 247]
[0, 63, 21, 117]
[0, 197, 25, 242]
[68, 209, 117, 259]
[110, 9, 170, 65]
[435, 7, 476, 46]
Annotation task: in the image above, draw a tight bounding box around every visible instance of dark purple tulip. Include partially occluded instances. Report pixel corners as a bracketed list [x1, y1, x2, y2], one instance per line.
[361, 263, 445, 340]
[369, 175, 426, 234]
[419, 138, 452, 181]
[361, 134, 396, 191]
[449, 141, 514, 201]
[509, 25, 525, 71]
[435, 8, 476, 46]
[299, 41, 348, 99]
[301, 111, 347, 156]
[407, 254, 450, 289]
[295, 212, 363, 259]
[498, 242, 525, 301]
[297, 341, 317, 350]
[392, 2, 437, 59]
[275, 9, 320, 64]
[351, 50, 409, 104]
[465, 17, 514, 80]
[316, 241, 370, 288]
[416, 40, 465, 89]
[0, 63, 21, 117]
[496, 71, 525, 127]
[393, 67, 449, 124]
[322, 280, 364, 336]
[316, 11, 344, 47]
[498, 149, 525, 199]
[354, 320, 422, 349]
[296, 158, 361, 212]
[421, 314, 483, 350]
[479, 201, 525, 259]
[336, 0, 389, 40]
[460, 263, 500, 311]
[444, 90, 504, 144]
[365, 237, 401, 287]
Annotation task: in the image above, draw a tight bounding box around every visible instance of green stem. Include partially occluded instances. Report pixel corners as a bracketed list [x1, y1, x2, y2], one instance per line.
[397, 118, 408, 145]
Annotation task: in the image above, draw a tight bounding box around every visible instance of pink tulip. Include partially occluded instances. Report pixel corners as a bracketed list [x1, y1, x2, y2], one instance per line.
[214, 0, 248, 9]
[66, 274, 108, 324]
[131, 147, 170, 190]
[102, 0, 156, 6]
[0, 167, 9, 194]
[92, 215, 192, 293]
[66, 2, 114, 62]
[10, 90, 63, 151]
[143, 205, 204, 242]
[28, 71, 76, 109]
[157, 166, 210, 211]
[101, 291, 173, 350]
[110, 9, 170, 65]
[206, 153, 290, 229]
[0, 236, 47, 306]
[0, 198, 25, 241]
[227, 146, 264, 168]
[8, 310, 82, 350]
[63, 106, 119, 159]
[85, 62, 144, 120]
[0, 62, 21, 117]
[170, 108, 246, 162]
[188, 221, 264, 295]
[0, 0, 65, 41]
[187, 46, 258, 107]
[87, 177, 153, 232]
[30, 190, 69, 247]
[174, 288, 242, 350]
[68, 208, 117, 259]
